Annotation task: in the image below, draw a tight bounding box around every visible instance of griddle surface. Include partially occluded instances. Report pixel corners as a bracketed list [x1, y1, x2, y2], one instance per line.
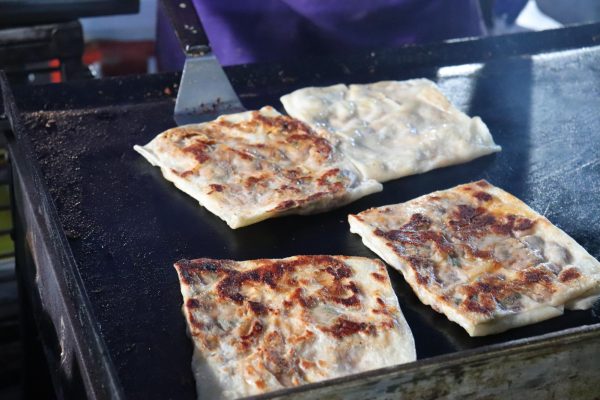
[13, 45, 600, 399]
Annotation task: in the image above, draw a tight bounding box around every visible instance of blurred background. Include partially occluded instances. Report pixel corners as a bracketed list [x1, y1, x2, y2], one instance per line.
[1, 0, 599, 84]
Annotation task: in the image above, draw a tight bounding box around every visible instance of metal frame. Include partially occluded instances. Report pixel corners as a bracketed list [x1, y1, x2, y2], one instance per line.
[0, 0, 139, 28]
[0, 73, 124, 400]
[256, 325, 600, 399]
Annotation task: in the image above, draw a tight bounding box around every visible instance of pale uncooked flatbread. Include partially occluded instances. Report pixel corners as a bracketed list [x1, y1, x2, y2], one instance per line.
[281, 79, 501, 182]
[349, 180, 600, 336]
[134, 107, 381, 228]
[174, 255, 416, 399]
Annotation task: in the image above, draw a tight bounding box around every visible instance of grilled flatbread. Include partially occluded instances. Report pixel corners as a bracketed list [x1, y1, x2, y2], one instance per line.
[134, 107, 381, 228]
[174, 255, 416, 399]
[281, 79, 501, 182]
[349, 180, 600, 336]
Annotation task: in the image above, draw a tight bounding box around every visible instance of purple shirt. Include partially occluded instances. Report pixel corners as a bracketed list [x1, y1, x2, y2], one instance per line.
[158, 0, 485, 69]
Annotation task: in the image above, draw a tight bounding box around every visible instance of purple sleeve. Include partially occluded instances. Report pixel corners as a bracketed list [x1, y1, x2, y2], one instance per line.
[182, 0, 485, 66]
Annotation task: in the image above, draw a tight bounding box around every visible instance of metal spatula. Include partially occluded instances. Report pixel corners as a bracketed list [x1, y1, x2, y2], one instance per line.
[174, 53, 245, 125]
[160, 0, 245, 126]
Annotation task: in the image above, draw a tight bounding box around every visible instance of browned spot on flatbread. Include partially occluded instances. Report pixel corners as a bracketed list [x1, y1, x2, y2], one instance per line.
[459, 275, 520, 315]
[317, 168, 341, 186]
[515, 267, 557, 302]
[405, 256, 436, 286]
[317, 260, 363, 307]
[255, 380, 266, 390]
[559, 267, 581, 282]
[371, 272, 386, 282]
[282, 168, 303, 180]
[273, 199, 296, 211]
[449, 206, 536, 241]
[460, 269, 556, 315]
[277, 184, 302, 194]
[304, 191, 327, 202]
[463, 295, 495, 314]
[460, 277, 512, 315]
[514, 217, 535, 231]
[372, 298, 394, 317]
[262, 331, 293, 385]
[519, 268, 553, 285]
[319, 280, 361, 307]
[301, 360, 316, 369]
[229, 148, 254, 160]
[473, 191, 493, 202]
[288, 330, 316, 346]
[182, 140, 216, 164]
[287, 133, 332, 157]
[207, 183, 224, 194]
[183, 256, 362, 313]
[244, 175, 264, 188]
[186, 298, 201, 309]
[351, 214, 364, 222]
[450, 205, 496, 236]
[177, 169, 196, 178]
[290, 288, 317, 309]
[175, 258, 233, 285]
[320, 317, 376, 339]
[404, 213, 432, 230]
[460, 242, 493, 259]
[167, 128, 203, 140]
[376, 214, 454, 257]
[248, 301, 268, 315]
[187, 312, 205, 332]
[240, 321, 263, 342]
[250, 110, 315, 139]
[324, 262, 352, 279]
[214, 117, 236, 129]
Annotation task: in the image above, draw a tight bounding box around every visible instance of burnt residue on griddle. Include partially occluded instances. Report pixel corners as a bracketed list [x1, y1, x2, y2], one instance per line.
[22, 101, 175, 246]
[20, 98, 197, 387]
[24, 111, 86, 240]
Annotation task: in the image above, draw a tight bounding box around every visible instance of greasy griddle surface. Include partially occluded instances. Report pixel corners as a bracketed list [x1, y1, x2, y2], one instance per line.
[16, 46, 600, 399]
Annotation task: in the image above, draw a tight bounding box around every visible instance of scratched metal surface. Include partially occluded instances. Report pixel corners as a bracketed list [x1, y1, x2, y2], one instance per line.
[8, 40, 600, 399]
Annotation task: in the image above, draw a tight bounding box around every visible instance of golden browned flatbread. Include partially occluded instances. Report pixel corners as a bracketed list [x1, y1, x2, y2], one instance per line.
[134, 107, 381, 228]
[349, 180, 600, 336]
[174, 255, 416, 399]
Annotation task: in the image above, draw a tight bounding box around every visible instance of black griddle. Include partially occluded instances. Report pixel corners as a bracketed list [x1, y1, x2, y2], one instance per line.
[3, 23, 600, 399]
